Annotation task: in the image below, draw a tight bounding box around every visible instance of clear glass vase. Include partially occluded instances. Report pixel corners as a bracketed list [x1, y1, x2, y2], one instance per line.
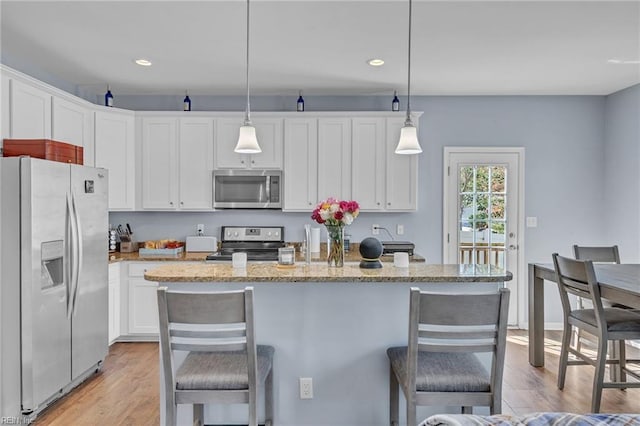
[326, 225, 345, 267]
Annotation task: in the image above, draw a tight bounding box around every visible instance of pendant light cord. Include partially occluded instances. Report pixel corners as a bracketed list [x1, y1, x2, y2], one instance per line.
[245, 0, 252, 125]
[405, 0, 413, 126]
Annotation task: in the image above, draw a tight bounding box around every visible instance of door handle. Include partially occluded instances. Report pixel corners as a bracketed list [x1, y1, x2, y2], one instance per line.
[72, 192, 84, 317]
[509, 244, 518, 250]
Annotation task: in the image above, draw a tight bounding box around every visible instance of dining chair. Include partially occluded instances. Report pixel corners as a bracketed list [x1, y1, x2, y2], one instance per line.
[157, 286, 274, 426]
[572, 245, 626, 353]
[387, 287, 510, 426]
[552, 253, 640, 413]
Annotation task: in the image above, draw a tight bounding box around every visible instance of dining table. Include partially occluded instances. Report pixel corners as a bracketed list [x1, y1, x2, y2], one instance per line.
[528, 263, 640, 367]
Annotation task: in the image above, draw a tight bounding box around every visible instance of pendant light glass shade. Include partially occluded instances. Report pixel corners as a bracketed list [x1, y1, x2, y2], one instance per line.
[234, 0, 261, 154]
[395, 0, 423, 155]
[235, 125, 261, 153]
[395, 121, 422, 154]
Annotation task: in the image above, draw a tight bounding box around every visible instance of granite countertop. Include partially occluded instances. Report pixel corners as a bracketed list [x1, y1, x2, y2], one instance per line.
[109, 242, 426, 264]
[144, 263, 511, 283]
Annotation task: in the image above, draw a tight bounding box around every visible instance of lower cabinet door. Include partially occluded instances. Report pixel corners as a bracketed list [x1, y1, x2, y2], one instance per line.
[108, 263, 121, 344]
[128, 278, 159, 335]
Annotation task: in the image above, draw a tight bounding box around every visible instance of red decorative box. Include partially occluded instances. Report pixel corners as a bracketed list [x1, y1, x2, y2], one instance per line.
[2, 139, 83, 165]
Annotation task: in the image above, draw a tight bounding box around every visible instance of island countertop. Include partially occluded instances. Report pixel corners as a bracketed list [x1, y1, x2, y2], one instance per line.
[144, 262, 512, 283]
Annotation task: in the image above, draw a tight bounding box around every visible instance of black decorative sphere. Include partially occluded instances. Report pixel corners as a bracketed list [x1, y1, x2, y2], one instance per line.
[359, 237, 383, 260]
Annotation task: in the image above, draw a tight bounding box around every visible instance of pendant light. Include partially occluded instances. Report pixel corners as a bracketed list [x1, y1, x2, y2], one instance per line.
[395, 0, 422, 155]
[234, 0, 261, 153]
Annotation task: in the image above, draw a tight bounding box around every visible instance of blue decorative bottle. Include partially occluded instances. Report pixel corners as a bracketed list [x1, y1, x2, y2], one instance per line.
[392, 90, 400, 112]
[183, 91, 191, 111]
[105, 85, 113, 107]
[297, 90, 304, 112]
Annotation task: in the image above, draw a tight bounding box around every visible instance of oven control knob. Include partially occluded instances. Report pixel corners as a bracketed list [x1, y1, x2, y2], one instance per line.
[233, 231, 239, 237]
[275, 231, 279, 237]
[267, 231, 272, 237]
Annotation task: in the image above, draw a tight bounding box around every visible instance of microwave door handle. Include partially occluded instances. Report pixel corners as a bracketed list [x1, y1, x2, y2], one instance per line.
[265, 175, 271, 201]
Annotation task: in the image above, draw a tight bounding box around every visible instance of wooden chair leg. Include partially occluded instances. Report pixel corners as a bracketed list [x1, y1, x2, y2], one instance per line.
[265, 366, 274, 426]
[193, 404, 204, 426]
[249, 386, 257, 426]
[591, 338, 608, 413]
[558, 323, 572, 389]
[609, 340, 619, 382]
[619, 341, 627, 389]
[389, 366, 399, 426]
[406, 396, 416, 426]
[165, 402, 177, 426]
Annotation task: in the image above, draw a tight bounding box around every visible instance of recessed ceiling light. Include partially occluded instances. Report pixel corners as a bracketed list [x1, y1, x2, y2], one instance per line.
[367, 58, 385, 67]
[134, 58, 152, 67]
[607, 58, 640, 64]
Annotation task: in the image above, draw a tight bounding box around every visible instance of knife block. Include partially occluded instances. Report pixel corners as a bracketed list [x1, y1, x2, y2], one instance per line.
[119, 241, 136, 253]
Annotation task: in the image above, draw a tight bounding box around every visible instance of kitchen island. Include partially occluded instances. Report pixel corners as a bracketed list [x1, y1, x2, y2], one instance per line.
[145, 262, 511, 426]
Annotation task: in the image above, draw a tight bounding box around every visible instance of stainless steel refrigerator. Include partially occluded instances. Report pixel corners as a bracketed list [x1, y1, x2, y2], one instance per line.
[0, 157, 108, 417]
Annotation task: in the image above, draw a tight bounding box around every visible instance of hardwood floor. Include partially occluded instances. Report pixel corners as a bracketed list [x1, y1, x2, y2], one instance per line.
[34, 331, 639, 425]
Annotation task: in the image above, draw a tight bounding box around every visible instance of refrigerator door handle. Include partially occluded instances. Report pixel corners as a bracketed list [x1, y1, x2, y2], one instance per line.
[65, 192, 74, 318]
[70, 192, 83, 317]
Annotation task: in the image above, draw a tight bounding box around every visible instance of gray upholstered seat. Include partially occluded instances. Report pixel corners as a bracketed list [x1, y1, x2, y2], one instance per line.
[552, 253, 640, 413]
[387, 288, 510, 426]
[387, 348, 490, 392]
[176, 345, 275, 391]
[157, 286, 274, 426]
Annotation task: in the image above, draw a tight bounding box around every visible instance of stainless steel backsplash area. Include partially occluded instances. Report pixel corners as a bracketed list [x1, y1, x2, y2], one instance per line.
[108, 211, 427, 258]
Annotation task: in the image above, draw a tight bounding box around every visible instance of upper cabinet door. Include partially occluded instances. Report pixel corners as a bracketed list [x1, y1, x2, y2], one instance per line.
[10, 79, 52, 139]
[94, 110, 135, 210]
[141, 117, 178, 209]
[214, 117, 283, 169]
[352, 118, 385, 210]
[385, 117, 418, 211]
[250, 118, 283, 169]
[318, 118, 351, 201]
[283, 118, 318, 211]
[52, 97, 94, 165]
[178, 118, 214, 209]
[214, 117, 247, 168]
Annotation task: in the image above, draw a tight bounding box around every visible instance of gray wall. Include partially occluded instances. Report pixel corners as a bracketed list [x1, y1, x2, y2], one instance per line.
[603, 84, 640, 262]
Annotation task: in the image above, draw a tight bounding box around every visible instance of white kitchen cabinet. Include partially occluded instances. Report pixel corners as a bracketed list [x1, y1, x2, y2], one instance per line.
[1, 73, 9, 141]
[385, 116, 418, 211]
[94, 109, 136, 210]
[140, 116, 214, 210]
[215, 117, 283, 169]
[178, 118, 214, 209]
[52, 96, 94, 166]
[9, 79, 51, 139]
[127, 262, 160, 335]
[351, 117, 386, 210]
[108, 262, 121, 345]
[283, 118, 318, 211]
[140, 117, 178, 209]
[318, 118, 351, 201]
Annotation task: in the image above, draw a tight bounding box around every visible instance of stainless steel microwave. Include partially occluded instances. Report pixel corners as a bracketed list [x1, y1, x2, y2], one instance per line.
[213, 170, 282, 209]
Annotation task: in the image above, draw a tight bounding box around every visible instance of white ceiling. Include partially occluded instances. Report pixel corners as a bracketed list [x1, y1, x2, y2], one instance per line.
[1, 0, 639, 97]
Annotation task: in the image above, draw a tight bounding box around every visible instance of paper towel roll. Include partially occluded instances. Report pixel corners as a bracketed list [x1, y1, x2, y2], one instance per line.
[310, 227, 321, 253]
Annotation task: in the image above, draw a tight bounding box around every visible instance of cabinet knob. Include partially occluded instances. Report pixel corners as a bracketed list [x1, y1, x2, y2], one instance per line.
[169, 201, 174, 206]
[241, 160, 245, 164]
[180, 201, 184, 205]
[377, 202, 380, 206]
[251, 160, 255, 164]
[308, 202, 312, 206]
[387, 202, 391, 206]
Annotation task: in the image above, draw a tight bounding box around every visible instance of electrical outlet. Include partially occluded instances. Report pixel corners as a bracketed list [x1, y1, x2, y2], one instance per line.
[197, 224, 205, 235]
[299, 377, 313, 399]
[372, 224, 380, 235]
[396, 224, 404, 235]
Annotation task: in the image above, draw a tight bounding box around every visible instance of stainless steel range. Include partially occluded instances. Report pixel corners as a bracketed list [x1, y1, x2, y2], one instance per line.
[206, 226, 285, 262]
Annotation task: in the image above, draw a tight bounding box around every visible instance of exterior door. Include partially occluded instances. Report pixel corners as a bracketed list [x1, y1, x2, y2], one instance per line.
[443, 148, 524, 326]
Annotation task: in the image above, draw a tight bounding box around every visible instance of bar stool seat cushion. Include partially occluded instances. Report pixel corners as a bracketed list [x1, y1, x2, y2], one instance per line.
[176, 345, 275, 391]
[387, 347, 490, 392]
[570, 308, 640, 332]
